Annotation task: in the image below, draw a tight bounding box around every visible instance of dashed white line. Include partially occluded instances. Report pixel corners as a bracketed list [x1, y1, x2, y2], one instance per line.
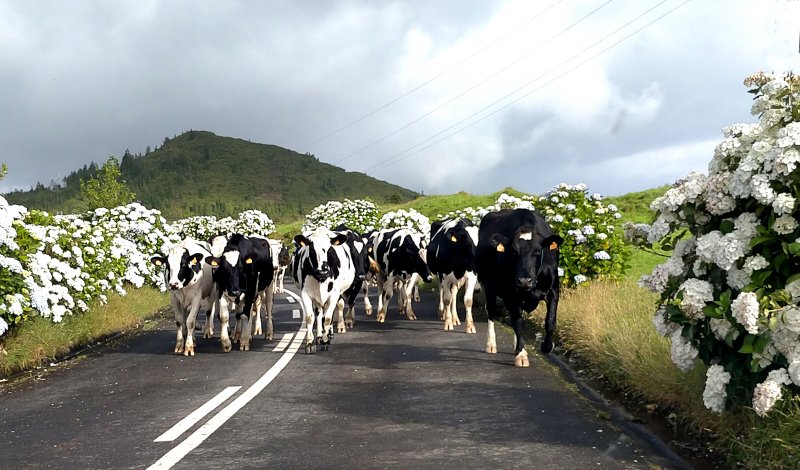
[292, 308, 300, 319]
[153, 386, 241, 442]
[272, 333, 294, 352]
[286, 296, 295, 303]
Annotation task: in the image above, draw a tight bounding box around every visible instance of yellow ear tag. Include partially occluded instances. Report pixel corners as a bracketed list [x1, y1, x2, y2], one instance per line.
[496, 243, 505, 253]
[450, 235, 457, 243]
[155, 260, 162, 266]
[190, 259, 197, 266]
[245, 258, 253, 264]
[299, 240, 306, 247]
[211, 260, 219, 267]
[550, 241, 558, 250]
[368, 247, 372, 252]
[333, 240, 340, 245]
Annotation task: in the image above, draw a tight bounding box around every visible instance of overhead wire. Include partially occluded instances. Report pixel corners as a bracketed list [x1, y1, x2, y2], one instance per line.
[296, 0, 565, 152]
[363, 0, 691, 175]
[330, 0, 614, 166]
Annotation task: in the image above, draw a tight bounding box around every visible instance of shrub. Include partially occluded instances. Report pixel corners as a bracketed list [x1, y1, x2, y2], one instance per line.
[302, 199, 379, 235]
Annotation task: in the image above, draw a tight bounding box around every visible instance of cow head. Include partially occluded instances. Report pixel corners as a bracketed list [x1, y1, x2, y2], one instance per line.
[387, 231, 433, 283]
[151, 248, 205, 291]
[295, 230, 348, 282]
[205, 249, 249, 301]
[490, 228, 563, 306]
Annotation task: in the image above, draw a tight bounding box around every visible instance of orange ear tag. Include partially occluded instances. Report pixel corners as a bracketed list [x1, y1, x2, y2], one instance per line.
[549, 241, 559, 250]
[496, 243, 505, 253]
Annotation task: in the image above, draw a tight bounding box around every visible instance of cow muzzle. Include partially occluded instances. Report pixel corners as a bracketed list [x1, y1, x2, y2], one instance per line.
[516, 277, 534, 291]
[169, 281, 182, 290]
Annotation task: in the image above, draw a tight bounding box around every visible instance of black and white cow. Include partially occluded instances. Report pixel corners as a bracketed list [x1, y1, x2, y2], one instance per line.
[373, 228, 433, 323]
[476, 208, 563, 367]
[292, 228, 352, 353]
[206, 233, 274, 352]
[427, 218, 479, 333]
[269, 239, 291, 294]
[150, 238, 218, 356]
[332, 225, 371, 333]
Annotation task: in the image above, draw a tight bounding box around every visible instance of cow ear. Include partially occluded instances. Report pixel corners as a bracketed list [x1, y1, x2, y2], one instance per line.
[490, 234, 510, 253]
[331, 233, 348, 246]
[150, 256, 166, 266]
[294, 234, 309, 247]
[545, 235, 565, 251]
[205, 256, 220, 268]
[190, 253, 204, 266]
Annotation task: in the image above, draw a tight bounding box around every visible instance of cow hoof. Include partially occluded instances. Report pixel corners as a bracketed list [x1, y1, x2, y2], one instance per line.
[174, 345, 184, 354]
[203, 330, 214, 339]
[240, 342, 250, 351]
[365, 307, 373, 316]
[407, 312, 417, 321]
[305, 343, 316, 354]
[465, 323, 477, 334]
[266, 332, 273, 341]
[438, 312, 445, 321]
[454, 318, 461, 326]
[485, 344, 497, 354]
[541, 339, 554, 354]
[443, 323, 453, 331]
[184, 347, 195, 357]
[515, 350, 529, 367]
[222, 340, 232, 353]
[345, 320, 354, 329]
[377, 313, 386, 323]
[337, 325, 346, 334]
[254, 326, 262, 336]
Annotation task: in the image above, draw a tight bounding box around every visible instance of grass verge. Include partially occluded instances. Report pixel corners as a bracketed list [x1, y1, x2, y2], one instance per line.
[0, 287, 169, 378]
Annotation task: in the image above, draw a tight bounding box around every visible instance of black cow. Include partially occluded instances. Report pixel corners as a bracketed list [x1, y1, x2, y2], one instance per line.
[332, 225, 372, 332]
[373, 228, 433, 323]
[205, 234, 274, 351]
[475, 209, 563, 367]
[427, 218, 480, 333]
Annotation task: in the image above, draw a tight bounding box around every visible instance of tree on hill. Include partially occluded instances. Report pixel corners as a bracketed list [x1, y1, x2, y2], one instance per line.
[79, 156, 136, 209]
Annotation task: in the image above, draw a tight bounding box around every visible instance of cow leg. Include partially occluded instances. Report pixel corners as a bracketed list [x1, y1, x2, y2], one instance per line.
[336, 298, 347, 333]
[253, 294, 263, 336]
[442, 279, 454, 331]
[363, 282, 373, 316]
[322, 300, 337, 349]
[344, 283, 359, 329]
[219, 298, 232, 353]
[301, 294, 316, 354]
[172, 298, 186, 354]
[404, 274, 419, 320]
[264, 284, 275, 341]
[483, 287, 498, 354]
[541, 288, 559, 354]
[412, 283, 420, 302]
[437, 282, 446, 321]
[202, 302, 215, 339]
[463, 272, 478, 334]
[239, 313, 253, 351]
[376, 273, 393, 323]
[449, 281, 460, 326]
[507, 302, 529, 367]
[184, 298, 202, 357]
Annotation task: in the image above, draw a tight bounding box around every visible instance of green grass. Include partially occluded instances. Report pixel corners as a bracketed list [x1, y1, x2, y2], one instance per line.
[0, 287, 168, 377]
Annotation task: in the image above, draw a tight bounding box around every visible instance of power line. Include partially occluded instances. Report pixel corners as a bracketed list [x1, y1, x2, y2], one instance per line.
[331, 0, 614, 166]
[295, 0, 565, 152]
[364, 0, 690, 175]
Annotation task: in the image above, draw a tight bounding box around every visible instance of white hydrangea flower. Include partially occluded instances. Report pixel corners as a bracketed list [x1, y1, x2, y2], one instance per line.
[780, 306, 800, 334]
[703, 365, 731, 413]
[678, 278, 714, 319]
[772, 193, 796, 215]
[652, 308, 679, 337]
[752, 369, 791, 417]
[709, 318, 737, 342]
[789, 362, 800, 386]
[731, 292, 760, 334]
[785, 279, 800, 302]
[669, 329, 698, 372]
[772, 214, 798, 235]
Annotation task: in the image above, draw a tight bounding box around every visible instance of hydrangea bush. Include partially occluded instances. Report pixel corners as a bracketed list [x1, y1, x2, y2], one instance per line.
[438, 184, 627, 287]
[379, 208, 431, 241]
[0, 199, 179, 338]
[173, 210, 274, 240]
[637, 72, 800, 416]
[302, 199, 379, 234]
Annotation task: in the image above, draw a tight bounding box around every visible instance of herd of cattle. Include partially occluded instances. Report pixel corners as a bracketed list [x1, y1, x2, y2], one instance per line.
[150, 208, 563, 367]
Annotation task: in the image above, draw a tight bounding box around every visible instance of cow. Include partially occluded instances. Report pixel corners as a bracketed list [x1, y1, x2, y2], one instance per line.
[292, 228, 351, 353]
[332, 225, 372, 333]
[373, 228, 433, 323]
[427, 218, 479, 333]
[205, 233, 274, 352]
[475, 208, 563, 367]
[150, 238, 218, 356]
[269, 239, 291, 294]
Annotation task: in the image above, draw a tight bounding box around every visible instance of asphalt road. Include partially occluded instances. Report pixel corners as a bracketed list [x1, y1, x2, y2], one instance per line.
[0, 282, 691, 470]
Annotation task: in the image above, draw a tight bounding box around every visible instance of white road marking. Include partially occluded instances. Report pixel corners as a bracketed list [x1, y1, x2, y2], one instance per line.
[148, 289, 306, 470]
[272, 333, 293, 352]
[292, 308, 300, 319]
[286, 296, 295, 303]
[153, 386, 241, 442]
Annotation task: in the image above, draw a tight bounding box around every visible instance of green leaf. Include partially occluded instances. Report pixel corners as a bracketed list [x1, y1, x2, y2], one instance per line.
[719, 219, 735, 234]
[703, 304, 723, 319]
[738, 334, 757, 354]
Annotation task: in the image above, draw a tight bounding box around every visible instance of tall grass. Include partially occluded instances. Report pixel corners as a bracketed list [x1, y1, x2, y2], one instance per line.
[0, 287, 168, 377]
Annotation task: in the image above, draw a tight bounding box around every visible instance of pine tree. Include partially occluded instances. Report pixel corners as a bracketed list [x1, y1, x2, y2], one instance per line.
[79, 156, 136, 209]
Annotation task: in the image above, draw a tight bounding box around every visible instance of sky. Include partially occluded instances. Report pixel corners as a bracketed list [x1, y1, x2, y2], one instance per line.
[1, 0, 799, 199]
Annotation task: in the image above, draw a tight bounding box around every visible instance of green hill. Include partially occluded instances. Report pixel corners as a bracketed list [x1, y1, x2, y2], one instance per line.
[3, 130, 419, 222]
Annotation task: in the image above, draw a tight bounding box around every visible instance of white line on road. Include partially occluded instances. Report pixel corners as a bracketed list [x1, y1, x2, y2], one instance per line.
[148, 289, 306, 470]
[153, 386, 241, 442]
[292, 308, 300, 319]
[286, 296, 295, 303]
[272, 333, 293, 352]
